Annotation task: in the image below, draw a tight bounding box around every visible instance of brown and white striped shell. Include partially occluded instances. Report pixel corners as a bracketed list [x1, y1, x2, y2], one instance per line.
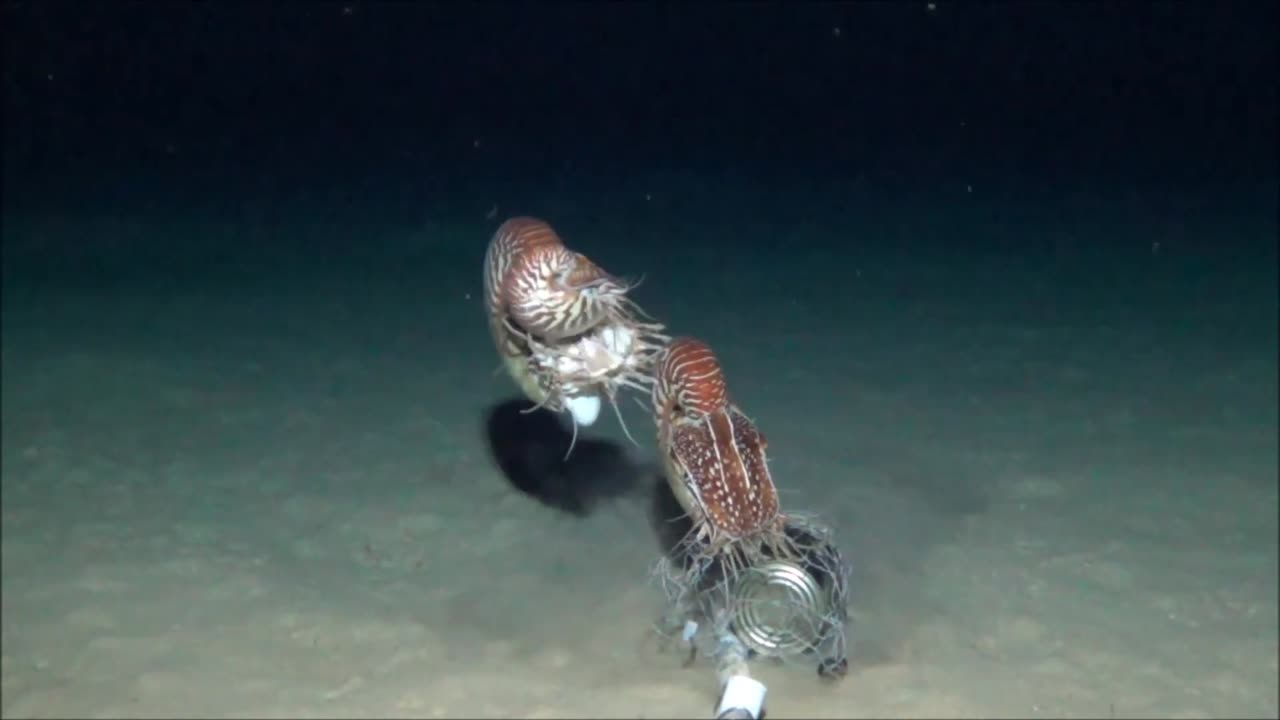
[653, 337, 781, 547]
[484, 216, 666, 417]
[485, 217, 631, 343]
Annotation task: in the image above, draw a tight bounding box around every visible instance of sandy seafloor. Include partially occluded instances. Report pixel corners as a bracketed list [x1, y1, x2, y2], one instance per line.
[1, 205, 1276, 719]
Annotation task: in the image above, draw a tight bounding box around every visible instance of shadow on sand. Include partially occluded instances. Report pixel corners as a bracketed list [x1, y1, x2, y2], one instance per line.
[482, 396, 696, 559]
[482, 396, 671, 520]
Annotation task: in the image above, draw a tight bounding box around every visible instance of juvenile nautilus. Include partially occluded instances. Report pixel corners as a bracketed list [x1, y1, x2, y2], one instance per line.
[483, 216, 667, 444]
[652, 337, 849, 677]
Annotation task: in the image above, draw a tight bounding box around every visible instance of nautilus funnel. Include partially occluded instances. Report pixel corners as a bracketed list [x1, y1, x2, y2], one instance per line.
[649, 337, 850, 679]
[483, 216, 667, 435]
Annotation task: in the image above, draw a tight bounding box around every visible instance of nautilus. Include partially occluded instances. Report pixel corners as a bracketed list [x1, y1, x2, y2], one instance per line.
[651, 337, 849, 676]
[652, 337, 782, 552]
[483, 216, 668, 441]
[482, 221, 851, 682]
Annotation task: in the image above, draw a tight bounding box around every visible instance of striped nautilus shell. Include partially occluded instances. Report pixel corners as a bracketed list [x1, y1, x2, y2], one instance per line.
[653, 337, 781, 550]
[484, 216, 667, 432]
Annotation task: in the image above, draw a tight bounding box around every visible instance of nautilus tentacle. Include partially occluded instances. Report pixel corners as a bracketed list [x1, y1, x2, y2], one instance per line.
[484, 216, 668, 446]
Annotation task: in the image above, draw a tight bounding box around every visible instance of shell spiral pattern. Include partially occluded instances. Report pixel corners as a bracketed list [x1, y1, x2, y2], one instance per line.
[484, 217, 626, 342]
[484, 216, 667, 422]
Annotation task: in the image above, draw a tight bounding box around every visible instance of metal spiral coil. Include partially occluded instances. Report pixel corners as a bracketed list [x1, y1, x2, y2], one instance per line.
[730, 559, 833, 657]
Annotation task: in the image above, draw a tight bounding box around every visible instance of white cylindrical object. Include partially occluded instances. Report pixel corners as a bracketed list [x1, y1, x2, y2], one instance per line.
[565, 394, 601, 426]
[715, 675, 766, 720]
[681, 620, 699, 644]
